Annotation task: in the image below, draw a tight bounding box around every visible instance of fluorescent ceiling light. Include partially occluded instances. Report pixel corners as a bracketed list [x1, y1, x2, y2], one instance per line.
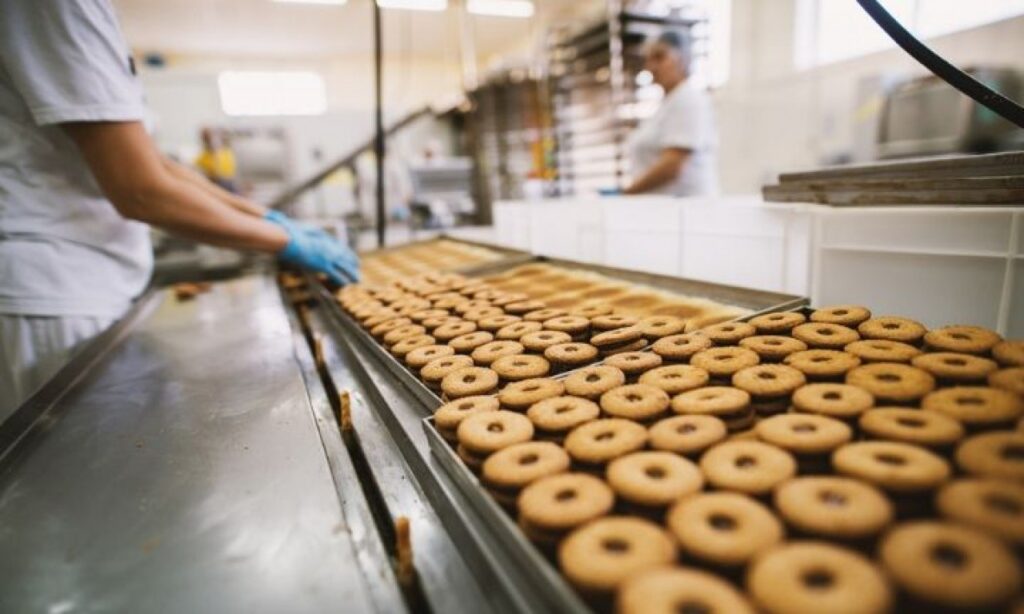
[273, 0, 347, 5]
[377, 0, 447, 11]
[467, 0, 533, 18]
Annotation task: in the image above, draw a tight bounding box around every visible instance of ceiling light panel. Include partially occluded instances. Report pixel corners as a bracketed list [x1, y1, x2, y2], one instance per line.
[467, 0, 534, 18]
[377, 0, 447, 11]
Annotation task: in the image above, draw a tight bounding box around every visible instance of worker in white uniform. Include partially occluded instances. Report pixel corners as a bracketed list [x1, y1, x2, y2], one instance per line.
[0, 0, 360, 421]
[624, 29, 719, 196]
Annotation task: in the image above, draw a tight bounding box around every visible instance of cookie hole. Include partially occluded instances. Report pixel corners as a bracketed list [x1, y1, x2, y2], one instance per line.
[950, 333, 971, 341]
[821, 391, 843, 401]
[585, 374, 601, 383]
[673, 339, 688, 347]
[833, 309, 849, 316]
[518, 453, 539, 465]
[721, 326, 735, 332]
[555, 404, 574, 415]
[674, 601, 711, 614]
[699, 393, 720, 401]
[801, 568, 835, 590]
[983, 493, 1022, 515]
[943, 357, 968, 366]
[463, 375, 478, 384]
[644, 466, 667, 479]
[714, 355, 731, 361]
[757, 372, 777, 380]
[486, 423, 504, 433]
[874, 452, 906, 466]
[875, 373, 902, 383]
[596, 431, 616, 442]
[1000, 444, 1024, 461]
[565, 347, 578, 353]
[955, 396, 984, 406]
[625, 393, 643, 402]
[792, 423, 817, 433]
[458, 401, 474, 410]
[665, 373, 681, 380]
[817, 328, 835, 336]
[601, 538, 631, 554]
[514, 361, 529, 368]
[677, 424, 698, 434]
[769, 314, 784, 320]
[708, 513, 737, 531]
[818, 490, 848, 507]
[522, 385, 539, 392]
[765, 340, 782, 346]
[930, 542, 968, 570]
[882, 323, 900, 330]
[555, 488, 577, 502]
[735, 455, 757, 469]
[896, 416, 925, 428]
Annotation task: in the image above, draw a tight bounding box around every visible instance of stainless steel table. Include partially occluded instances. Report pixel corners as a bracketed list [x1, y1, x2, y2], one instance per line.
[0, 276, 410, 613]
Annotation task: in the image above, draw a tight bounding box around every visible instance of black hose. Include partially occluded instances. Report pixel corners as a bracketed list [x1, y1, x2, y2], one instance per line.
[856, 0, 1024, 129]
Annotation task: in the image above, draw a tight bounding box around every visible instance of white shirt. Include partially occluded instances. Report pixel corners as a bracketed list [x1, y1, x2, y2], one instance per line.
[0, 0, 153, 318]
[628, 79, 719, 197]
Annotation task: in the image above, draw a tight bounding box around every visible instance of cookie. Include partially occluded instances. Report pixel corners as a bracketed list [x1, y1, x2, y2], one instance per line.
[636, 316, 686, 340]
[563, 365, 626, 400]
[832, 441, 950, 492]
[490, 292, 529, 307]
[564, 418, 647, 465]
[504, 299, 547, 315]
[599, 338, 648, 356]
[527, 395, 600, 435]
[671, 386, 753, 431]
[600, 384, 671, 421]
[457, 443, 487, 472]
[858, 408, 964, 448]
[470, 340, 524, 366]
[497, 377, 563, 410]
[420, 354, 474, 388]
[858, 316, 927, 344]
[638, 364, 709, 395]
[845, 362, 935, 404]
[925, 325, 1002, 355]
[617, 567, 755, 614]
[434, 395, 499, 439]
[523, 308, 567, 323]
[755, 414, 853, 455]
[937, 478, 1024, 545]
[390, 334, 436, 358]
[544, 342, 599, 370]
[651, 333, 713, 362]
[590, 326, 644, 349]
[481, 441, 570, 490]
[739, 335, 808, 362]
[383, 324, 428, 346]
[457, 409, 534, 455]
[845, 339, 921, 364]
[791, 383, 875, 419]
[700, 321, 757, 346]
[993, 340, 1024, 367]
[603, 351, 663, 377]
[433, 320, 477, 342]
[517, 472, 614, 532]
[691, 347, 760, 380]
[520, 330, 572, 352]
[879, 521, 1021, 609]
[475, 314, 522, 332]
[775, 476, 892, 539]
[405, 344, 455, 369]
[570, 303, 614, 318]
[370, 317, 412, 339]
[648, 415, 727, 456]
[731, 364, 806, 399]
[955, 431, 1024, 481]
[558, 517, 677, 593]
[441, 366, 499, 399]
[792, 322, 860, 350]
[421, 315, 461, 330]
[494, 320, 543, 341]
[542, 315, 590, 338]
[784, 349, 861, 381]
[748, 311, 806, 334]
[606, 451, 703, 507]
[810, 304, 872, 327]
[748, 542, 892, 614]
[448, 331, 495, 354]
[922, 386, 1023, 427]
[666, 492, 783, 566]
[361, 311, 400, 329]
[462, 306, 503, 323]
[591, 314, 639, 331]
[699, 440, 797, 495]
[452, 300, 492, 316]
[912, 352, 998, 383]
[989, 367, 1024, 397]
[491, 353, 551, 383]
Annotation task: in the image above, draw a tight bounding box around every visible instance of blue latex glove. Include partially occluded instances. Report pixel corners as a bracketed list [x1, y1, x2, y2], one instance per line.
[265, 210, 360, 285]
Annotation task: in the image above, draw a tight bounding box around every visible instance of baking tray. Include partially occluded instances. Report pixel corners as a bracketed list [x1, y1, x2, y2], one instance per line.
[358, 234, 535, 276]
[422, 416, 591, 614]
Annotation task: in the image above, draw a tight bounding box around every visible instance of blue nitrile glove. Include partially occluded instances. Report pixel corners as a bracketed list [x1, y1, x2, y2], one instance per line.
[265, 211, 361, 285]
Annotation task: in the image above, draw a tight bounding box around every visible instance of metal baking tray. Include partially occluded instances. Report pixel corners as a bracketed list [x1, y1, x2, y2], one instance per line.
[358, 234, 535, 276]
[422, 416, 591, 614]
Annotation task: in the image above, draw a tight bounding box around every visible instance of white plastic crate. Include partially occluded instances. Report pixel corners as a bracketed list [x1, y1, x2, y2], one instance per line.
[528, 199, 605, 264]
[602, 197, 683, 276]
[492, 201, 531, 250]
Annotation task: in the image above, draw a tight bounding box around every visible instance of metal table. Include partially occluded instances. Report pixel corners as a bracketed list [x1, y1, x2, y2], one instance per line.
[0, 275, 494, 613]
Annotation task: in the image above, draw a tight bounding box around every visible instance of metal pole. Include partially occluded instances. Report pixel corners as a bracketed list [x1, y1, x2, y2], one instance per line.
[374, 0, 386, 248]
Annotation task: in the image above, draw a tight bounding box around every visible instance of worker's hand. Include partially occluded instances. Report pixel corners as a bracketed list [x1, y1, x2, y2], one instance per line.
[265, 211, 360, 285]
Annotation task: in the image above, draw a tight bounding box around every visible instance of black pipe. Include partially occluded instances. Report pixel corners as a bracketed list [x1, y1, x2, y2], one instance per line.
[373, 0, 386, 247]
[857, 0, 1024, 129]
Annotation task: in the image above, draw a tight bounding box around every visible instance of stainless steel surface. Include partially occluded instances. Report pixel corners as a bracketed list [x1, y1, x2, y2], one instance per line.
[0, 276, 401, 614]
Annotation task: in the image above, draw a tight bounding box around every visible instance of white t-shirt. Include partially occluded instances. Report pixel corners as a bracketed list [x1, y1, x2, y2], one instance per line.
[628, 79, 719, 197]
[0, 0, 153, 318]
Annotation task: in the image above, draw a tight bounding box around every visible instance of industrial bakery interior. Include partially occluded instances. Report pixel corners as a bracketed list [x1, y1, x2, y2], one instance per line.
[2, 1, 1024, 612]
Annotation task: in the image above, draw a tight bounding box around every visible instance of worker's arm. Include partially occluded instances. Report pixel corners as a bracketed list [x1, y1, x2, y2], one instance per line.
[623, 148, 690, 195]
[162, 156, 267, 217]
[63, 121, 286, 252]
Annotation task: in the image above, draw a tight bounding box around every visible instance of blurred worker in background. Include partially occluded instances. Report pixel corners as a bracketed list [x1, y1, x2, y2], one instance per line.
[195, 127, 239, 193]
[624, 29, 719, 196]
[0, 0, 359, 421]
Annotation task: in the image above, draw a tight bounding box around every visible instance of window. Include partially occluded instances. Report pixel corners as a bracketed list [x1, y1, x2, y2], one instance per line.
[218, 71, 328, 116]
[795, 0, 1024, 69]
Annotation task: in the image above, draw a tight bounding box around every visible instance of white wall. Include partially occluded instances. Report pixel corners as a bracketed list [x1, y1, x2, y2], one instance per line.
[716, 1, 1024, 193]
